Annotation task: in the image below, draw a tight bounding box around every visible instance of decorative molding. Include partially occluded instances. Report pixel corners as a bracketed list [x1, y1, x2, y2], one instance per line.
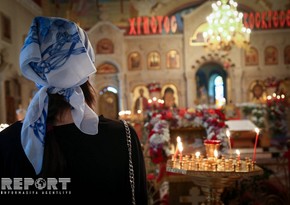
[17, 0, 42, 16]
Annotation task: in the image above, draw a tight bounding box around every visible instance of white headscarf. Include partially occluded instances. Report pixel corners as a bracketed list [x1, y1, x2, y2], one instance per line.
[19, 16, 99, 175]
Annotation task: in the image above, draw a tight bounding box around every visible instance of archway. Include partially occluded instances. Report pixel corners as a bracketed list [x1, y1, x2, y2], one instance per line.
[99, 86, 118, 120]
[196, 62, 227, 106]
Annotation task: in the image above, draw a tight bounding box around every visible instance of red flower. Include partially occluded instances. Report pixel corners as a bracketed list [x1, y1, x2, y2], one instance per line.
[150, 147, 165, 164]
[147, 173, 156, 181]
[178, 108, 187, 117]
[164, 111, 173, 119]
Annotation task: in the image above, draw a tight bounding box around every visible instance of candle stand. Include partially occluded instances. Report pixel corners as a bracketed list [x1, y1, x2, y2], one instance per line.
[167, 155, 264, 205]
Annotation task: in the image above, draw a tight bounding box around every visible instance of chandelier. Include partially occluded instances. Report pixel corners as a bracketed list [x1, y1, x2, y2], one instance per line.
[203, 0, 251, 52]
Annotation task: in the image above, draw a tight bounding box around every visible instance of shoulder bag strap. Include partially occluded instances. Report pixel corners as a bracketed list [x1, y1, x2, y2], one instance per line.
[121, 119, 136, 205]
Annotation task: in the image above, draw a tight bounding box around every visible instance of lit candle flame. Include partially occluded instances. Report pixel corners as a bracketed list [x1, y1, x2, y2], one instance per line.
[226, 129, 232, 157]
[174, 136, 182, 159]
[236, 149, 240, 161]
[177, 138, 183, 161]
[195, 151, 200, 159]
[214, 149, 218, 159]
[254, 127, 259, 134]
[178, 143, 183, 153]
[253, 128, 260, 162]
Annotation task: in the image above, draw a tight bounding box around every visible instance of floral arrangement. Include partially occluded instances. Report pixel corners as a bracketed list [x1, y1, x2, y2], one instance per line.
[145, 107, 228, 200]
[239, 103, 266, 129]
[147, 113, 171, 164]
[239, 100, 288, 139]
[266, 94, 288, 139]
[147, 82, 161, 93]
[146, 107, 228, 164]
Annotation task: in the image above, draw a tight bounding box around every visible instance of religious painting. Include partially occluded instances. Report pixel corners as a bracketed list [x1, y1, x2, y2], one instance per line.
[128, 51, 141, 71]
[249, 80, 266, 103]
[264, 46, 278, 65]
[245, 46, 258, 66]
[132, 86, 149, 114]
[284, 45, 290, 64]
[148, 51, 160, 70]
[96, 63, 117, 74]
[166, 50, 180, 69]
[161, 84, 178, 109]
[96, 38, 114, 54]
[1, 12, 11, 43]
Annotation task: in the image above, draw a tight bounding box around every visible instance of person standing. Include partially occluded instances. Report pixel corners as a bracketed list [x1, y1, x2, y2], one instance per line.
[0, 16, 148, 204]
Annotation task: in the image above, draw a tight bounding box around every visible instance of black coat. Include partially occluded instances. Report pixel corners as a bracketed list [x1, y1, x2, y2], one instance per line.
[0, 116, 148, 204]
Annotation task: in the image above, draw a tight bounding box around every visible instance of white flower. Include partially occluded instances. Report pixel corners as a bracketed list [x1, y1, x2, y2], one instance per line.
[149, 133, 165, 146]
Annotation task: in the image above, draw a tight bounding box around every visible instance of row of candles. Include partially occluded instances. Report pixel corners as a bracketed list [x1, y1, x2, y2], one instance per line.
[119, 96, 166, 120]
[170, 152, 256, 172]
[266, 92, 286, 104]
[171, 127, 260, 172]
[267, 93, 287, 106]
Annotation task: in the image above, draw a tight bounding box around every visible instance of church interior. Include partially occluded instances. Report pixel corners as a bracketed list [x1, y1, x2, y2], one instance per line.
[0, 0, 290, 204]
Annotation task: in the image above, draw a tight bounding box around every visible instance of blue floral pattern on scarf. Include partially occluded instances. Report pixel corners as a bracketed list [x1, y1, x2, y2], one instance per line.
[23, 17, 86, 81]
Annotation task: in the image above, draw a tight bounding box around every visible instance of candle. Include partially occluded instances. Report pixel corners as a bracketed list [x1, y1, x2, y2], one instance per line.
[178, 140, 183, 161]
[253, 128, 260, 162]
[195, 152, 200, 170]
[214, 149, 218, 161]
[174, 136, 181, 159]
[236, 149, 240, 162]
[226, 129, 232, 157]
[195, 151, 200, 159]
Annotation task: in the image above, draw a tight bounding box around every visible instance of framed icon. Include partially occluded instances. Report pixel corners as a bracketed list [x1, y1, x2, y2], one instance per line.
[148, 51, 160, 70]
[166, 50, 180, 69]
[264, 46, 278, 65]
[245, 46, 258, 66]
[96, 38, 114, 54]
[128, 52, 141, 70]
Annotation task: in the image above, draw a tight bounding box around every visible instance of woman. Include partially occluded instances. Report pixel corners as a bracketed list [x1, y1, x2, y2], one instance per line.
[0, 16, 148, 204]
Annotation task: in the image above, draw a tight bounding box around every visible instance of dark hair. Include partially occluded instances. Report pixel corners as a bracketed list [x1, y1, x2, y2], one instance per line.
[164, 87, 174, 94]
[46, 81, 96, 124]
[40, 81, 96, 177]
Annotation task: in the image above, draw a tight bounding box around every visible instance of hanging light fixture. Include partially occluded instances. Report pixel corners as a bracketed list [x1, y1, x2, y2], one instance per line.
[203, 0, 251, 52]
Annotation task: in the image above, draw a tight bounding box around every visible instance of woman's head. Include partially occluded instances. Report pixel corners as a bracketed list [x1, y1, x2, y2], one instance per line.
[20, 16, 99, 175]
